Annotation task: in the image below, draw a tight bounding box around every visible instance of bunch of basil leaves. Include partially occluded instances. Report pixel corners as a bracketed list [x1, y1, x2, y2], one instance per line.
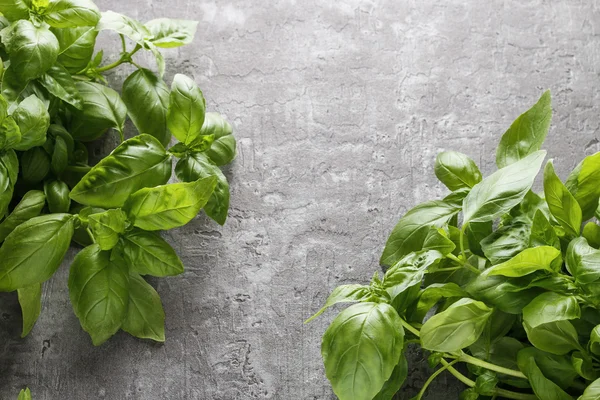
[309, 90, 600, 399]
[0, 0, 236, 345]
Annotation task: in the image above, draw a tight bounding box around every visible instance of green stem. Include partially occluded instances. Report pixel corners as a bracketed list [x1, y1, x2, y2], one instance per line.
[96, 45, 142, 73]
[447, 253, 481, 275]
[86, 227, 96, 244]
[416, 360, 459, 400]
[433, 266, 462, 273]
[119, 33, 127, 53]
[460, 223, 468, 260]
[400, 319, 420, 337]
[459, 353, 527, 379]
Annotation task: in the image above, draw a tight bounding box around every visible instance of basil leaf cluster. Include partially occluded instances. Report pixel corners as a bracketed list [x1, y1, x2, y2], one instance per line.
[310, 90, 600, 399]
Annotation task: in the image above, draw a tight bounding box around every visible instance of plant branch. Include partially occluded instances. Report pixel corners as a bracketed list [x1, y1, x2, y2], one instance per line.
[400, 319, 420, 337]
[447, 253, 481, 275]
[416, 359, 459, 400]
[96, 45, 142, 73]
[458, 352, 527, 379]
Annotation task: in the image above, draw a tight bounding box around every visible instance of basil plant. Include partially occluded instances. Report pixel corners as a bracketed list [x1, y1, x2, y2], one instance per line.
[0, 0, 236, 345]
[309, 91, 600, 399]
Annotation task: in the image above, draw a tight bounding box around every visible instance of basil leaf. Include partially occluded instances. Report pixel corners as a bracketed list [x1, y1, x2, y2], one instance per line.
[305, 284, 372, 323]
[466, 220, 493, 257]
[321, 302, 404, 400]
[175, 152, 230, 225]
[530, 210, 561, 249]
[522, 292, 580, 328]
[52, 26, 98, 74]
[521, 347, 578, 390]
[463, 151, 546, 224]
[565, 237, 600, 301]
[420, 298, 493, 352]
[591, 325, 600, 356]
[470, 336, 524, 374]
[524, 320, 581, 355]
[483, 246, 561, 278]
[69, 81, 126, 141]
[0, 190, 45, 242]
[580, 378, 600, 400]
[481, 221, 530, 264]
[382, 250, 443, 301]
[88, 209, 129, 251]
[0, 0, 30, 20]
[566, 151, 600, 221]
[466, 275, 542, 315]
[0, 149, 18, 217]
[544, 160, 581, 237]
[44, 180, 70, 213]
[20, 146, 49, 184]
[206, 134, 236, 166]
[517, 346, 573, 400]
[434, 151, 482, 191]
[167, 74, 205, 146]
[0, 114, 21, 150]
[121, 272, 165, 342]
[11, 95, 49, 151]
[42, 0, 100, 28]
[38, 63, 82, 109]
[407, 282, 467, 323]
[98, 10, 150, 44]
[145, 18, 198, 48]
[422, 227, 456, 256]
[124, 176, 216, 231]
[17, 387, 32, 400]
[122, 229, 184, 277]
[1, 20, 59, 81]
[572, 351, 597, 381]
[380, 200, 461, 266]
[0, 213, 74, 291]
[122, 68, 170, 146]
[496, 91, 551, 168]
[17, 283, 42, 338]
[68, 244, 129, 346]
[583, 222, 600, 248]
[70, 134, 172, 208]
[372, 353, 408, 400]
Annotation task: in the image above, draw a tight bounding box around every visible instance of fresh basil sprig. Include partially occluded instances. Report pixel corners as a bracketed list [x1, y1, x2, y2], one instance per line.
[309, 90, 600, 399]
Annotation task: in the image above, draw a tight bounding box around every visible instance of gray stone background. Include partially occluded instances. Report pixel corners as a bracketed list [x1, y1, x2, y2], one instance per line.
[1, 0, 599, 399]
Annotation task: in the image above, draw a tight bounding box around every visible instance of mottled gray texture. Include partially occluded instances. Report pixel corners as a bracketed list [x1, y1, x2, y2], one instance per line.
[1, 0, 599, 399]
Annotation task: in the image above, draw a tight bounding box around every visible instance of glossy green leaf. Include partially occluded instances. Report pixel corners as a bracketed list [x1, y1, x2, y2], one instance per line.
[0, 213, 74, 291]
[372, 354, 408, 400]
[572, 351, 597, 381]
[466, 220, 493, 257]
[97, 10, 150, 44]
[408, 282, 467, 323]
[38, 63, 82, 109]
[121, 272, 165, 342]
[305, 284, 373, 323]
[0, 0, 30, 20]
[42, 0, 100, 28]
[382, 250, 443, 301]
[530, 210, 561, 249]
[470, 336, 524, 374]
[0, 115, 21, 150]
[0, 190, 45, 242]
[481, 221, 530, 265]
[122, 68, 170, 147]
[50, 136, 68, 176]
[544, 160, 581, 237]
[88, 209, 129, 251]
[517, 346, 573, 400]
[206, 134, 236, 166]
[11, 95, 49, 151]
[524, 320, 581, 355]
[0, 149, 18, 218]
[123, 176, 217, 231]
[322, 302, 404, 400]
[463, 151, 546, 224]
[145, 18, 198, 48]
[17, 283, 42, 338]
[422, 227, 456, 256]
[70, 134, 172, 208]
[566, 237, 600, 302]
[590, 325, 600, 356]
[583, 222, 600, 248]
[420, 298, 493, 352]
[580, 378, 600, 400]
[122, 229, 184, 277]
[522, 292, 580, 328]
[68, 244, 129, 346]
[44, 180, 70, 213]
[566, 151, 600, 221]
[167, 74, 205, 146]
[434, 151, 482, 191]
[16, 387, 32, 400]
[20, 146, 49, 184]
[483, 246, 561, 278]
[466, 275, 542, 315]
[52, 26, 98, 74]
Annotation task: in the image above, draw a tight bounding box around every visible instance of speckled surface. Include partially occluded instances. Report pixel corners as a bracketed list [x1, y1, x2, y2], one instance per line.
[1, 0, 600, 399]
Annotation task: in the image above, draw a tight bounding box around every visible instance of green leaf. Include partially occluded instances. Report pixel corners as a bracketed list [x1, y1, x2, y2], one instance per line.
[69, 244, 129, 346]
[0, 0, 30, 20]
[407, 282, 467, 323]
[572, 351, 597, 381]
[434, 151, 482, 191]
[0, 149, 17, 217]
[38, 63, 82, 109]
[0, 213, 74, 291]
[566, 151, 600, 221]
[122, 68, 170, 147]
[17, 283, 42, 338]
[422, 227, 456, 256]
[590, 325, 600, 356]
[305, 284, 373, 323]
[88, 209, 129, 250]
[122, 229, 184, 277]
[42, 0, 100, 28]
[496, 90, 552, 168]
[175, 152, 230, 225]
[530, 210, 561, 249]
[583, 222, 600, 248]
[69, 81, 126, 141]
[1, 20, 59, 81]
[50, 136, 68, 176]
[517, 346, 573, 400]
[420, 298, 493, 352]
[97, 10, 150, 44]
[382, 250, 443, 301]
[466, 275, 542, 314]
[0, 190, 45, 242]
[17, 387, 32, 400]
[321, 302, 404, 400]
[121, 272, 164, 342]
[470, 336, 524, 374]
[463, 151, 546, 224]
[522, 292, 580, 328]
[475, 370, 498, 395]
[544, 160, 582, 237]
[480, 221, 530, 264]
[580, 378, 600, 400]
[566, 237, 600, 302]
[524, 320, 581, 355]
[11, 95, 49, 151]
[372, 353, 408, 400]
[20, 146, 49, 184]
[44, 180, 70, 213]
[380, 200, 461, 266]
[167, 74, 205, 146]
[52, 26, 98, 74]
[70, 134, 172, 208]
[123, 176, 217, 231]
[0, 115, 21, 150]
[482, 246, 561, 278]
[205, 134, 236, 166]
[466, 220, 493, 257]
[145, 18, 198, 48]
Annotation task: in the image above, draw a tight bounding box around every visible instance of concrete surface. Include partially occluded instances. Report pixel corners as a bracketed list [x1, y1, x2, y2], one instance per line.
[1, 0, 600, 399]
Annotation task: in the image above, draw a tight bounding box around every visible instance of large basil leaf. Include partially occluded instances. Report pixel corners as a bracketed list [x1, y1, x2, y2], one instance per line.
[566, 151, 600, 221]
[123, 176, 217, 231]
[69, 244, 129, 345]
[88, 209, 129, 250]
[496, 90, 551, 168]
[466, 275, 542, 314]
[372, 354, 408, 400]
[122, 229, 184, 277]
[17, 283, 42, 338]
[70, 134, 172, 208]
[462, 150, 546, 224]
[0, 149, 18, 218]
[521, 348, 578, 390]
[322, 302, 404, 400]
[380, 200, 461, 266]
[0, 0, 30, 20]
[52, 26, 98, 74]
[434, 151, 482, 191]
[42, 0, 100, 28]
[420, 298, 493, 352]
[175, 152, 230, 225]
[38, 63, 82, 109]
[544, 160, 581, 237]
[580, 378, 600, 400]
[0, 214, 74, 291]
[524, 320, 581, 355]
[122, 68, 170, 146]
[1, 20, 59, 81]
[11, 95, 49, 151]
[565, 237, 600, 300]
[481, 221, 530, 264]
[483, 246, 561, 277]
[167, 74, 205, 146]
[522, 292, 580, 328]
[0, 190, 45, 242]
[305, 284, 373, 323]
[517, 346, 572, 400]
[145, 18, 198, 48]
[69, 81, 126, 141]
[121, 272, 165, 342]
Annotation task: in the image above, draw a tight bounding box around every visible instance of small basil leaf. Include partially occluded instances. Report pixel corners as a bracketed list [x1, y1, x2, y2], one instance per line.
[407, 282, 467, 323]
[16, 387, 32, 400]
[422, 227, 456, 256]
[544, 160, 582, 237]
[481, 221, 530, 264]
[524, 320, 581, 355]
[122, 229, 184, 277]
[38, 63, 82, 109]
[17, 283, 42, 338]
[88, 209, 129, 251]
[44, 180, 70, 213]
[382, 250, 443, 301]
[50, 136, 68, 176]
[144, 18, 198, 48]
[580, 378, 600, 400]
[590, 325, 600, 356]
[572, 351, 597, 381]
[434, 151, 482, 191]
[121, 272, 165, 342]
[305, 284, 373, 323]
[0, 190, 45, 243]
[21, 146, 49, 184]
[0, 149, 18, 217]
[530, 210, 561, 249]
[167, 74, 205, 146]
[52, 26, 98, 74]
[566, 151, 600, 221]
[11, 95, 49, 151]
[583, 222, 600, 248]
[483, 246, 561, 278]
[522, 292, 580, 328]
[205, 134, 236, 166]
[42, 0, 100, 28]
